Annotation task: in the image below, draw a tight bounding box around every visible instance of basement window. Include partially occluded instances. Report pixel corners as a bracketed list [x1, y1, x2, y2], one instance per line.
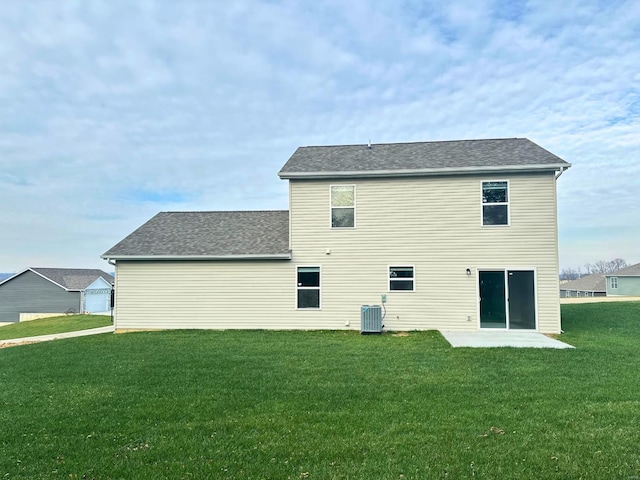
[482, 181, 509, 226]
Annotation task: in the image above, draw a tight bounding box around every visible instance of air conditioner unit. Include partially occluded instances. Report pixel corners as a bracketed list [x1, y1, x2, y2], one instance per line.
[361, 305, 383, 334]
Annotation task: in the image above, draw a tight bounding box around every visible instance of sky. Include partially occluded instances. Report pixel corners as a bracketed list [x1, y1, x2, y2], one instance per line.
[0, 0, 638, 273]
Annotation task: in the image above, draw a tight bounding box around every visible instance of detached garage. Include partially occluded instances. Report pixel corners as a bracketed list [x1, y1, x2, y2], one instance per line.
[0, 268, 114, 323]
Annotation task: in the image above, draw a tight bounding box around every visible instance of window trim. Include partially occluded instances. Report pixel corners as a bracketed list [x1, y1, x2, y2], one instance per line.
[610, 277, 618, 289]
[388, 265, 416, 292]
[296, 265, 321, 309]
[330, 184, 356, 229]
[481, 180, 510, 227]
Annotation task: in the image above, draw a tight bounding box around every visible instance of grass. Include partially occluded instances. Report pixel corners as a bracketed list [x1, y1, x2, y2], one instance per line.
[0, 302, 639, 479]
[0, 314, 112, 341]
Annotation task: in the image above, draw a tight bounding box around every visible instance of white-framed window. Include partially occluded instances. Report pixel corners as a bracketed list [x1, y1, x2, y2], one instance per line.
[389, 266, 415, 291]
[611, 277, 618, 289]
[331, 185, 355, 228]
[482, 180, 509, 226]
[565, 291, 571, 298]
[297, 266, 321, 309]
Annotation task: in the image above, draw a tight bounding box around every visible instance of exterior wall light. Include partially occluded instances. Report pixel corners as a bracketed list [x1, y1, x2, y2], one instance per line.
[466, 268, 471, 276]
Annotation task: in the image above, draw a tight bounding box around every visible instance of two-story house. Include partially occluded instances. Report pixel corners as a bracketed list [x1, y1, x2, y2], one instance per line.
[102, 138, 570, 333]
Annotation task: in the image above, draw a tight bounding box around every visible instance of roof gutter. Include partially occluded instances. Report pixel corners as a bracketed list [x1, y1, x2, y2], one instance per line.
[100, 253, 293, 262]
[555, 165, 570, 179]
[278, 163, 571, 180]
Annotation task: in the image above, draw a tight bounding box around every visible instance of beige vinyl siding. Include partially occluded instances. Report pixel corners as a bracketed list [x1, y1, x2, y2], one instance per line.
[114, 261, 297, 330]
[115, 260, 368, 331]
[289, 172, 561, 333]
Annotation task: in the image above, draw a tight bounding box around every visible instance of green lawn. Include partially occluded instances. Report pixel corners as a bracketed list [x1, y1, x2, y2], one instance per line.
[1, 302, 639, 479]
[0, 314, 112, 341]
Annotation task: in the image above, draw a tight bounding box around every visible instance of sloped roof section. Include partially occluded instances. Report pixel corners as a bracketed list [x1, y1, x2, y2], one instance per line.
[606, 262, 640, 276]
[279, 138, 570, 179]
[30, 268, 114, 290]
[102, 210, 290, 259]
[560, 274, 606, 293]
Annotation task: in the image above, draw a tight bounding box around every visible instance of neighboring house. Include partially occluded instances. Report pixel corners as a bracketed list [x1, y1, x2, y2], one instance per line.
[0, 268, 114, 323]
[605, 263, 640, 296]
[103, 138, 570, 333]
[559, 274, 607, 298]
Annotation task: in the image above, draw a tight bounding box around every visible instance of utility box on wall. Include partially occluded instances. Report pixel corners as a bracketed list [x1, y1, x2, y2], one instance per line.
[361, 305, 383, 334]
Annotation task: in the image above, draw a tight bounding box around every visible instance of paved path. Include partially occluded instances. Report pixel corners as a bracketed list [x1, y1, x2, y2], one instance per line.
[0, 325, 115, 348]
[440, 330, 574, 349]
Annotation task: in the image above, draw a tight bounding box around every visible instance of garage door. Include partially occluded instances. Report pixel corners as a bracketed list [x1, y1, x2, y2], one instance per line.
[84, 288, 111, 313]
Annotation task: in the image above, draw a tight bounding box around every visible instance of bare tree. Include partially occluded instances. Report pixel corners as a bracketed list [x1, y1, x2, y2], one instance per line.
[560, 268, 580, 281]
[608, 258, 628, 272]
[565, 258, 629, 278]
[593, 260, 610, 274]
[590, 258, 628, 274]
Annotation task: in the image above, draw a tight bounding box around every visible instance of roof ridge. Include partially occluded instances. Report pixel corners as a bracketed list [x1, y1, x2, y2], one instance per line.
[298, 137, 524, 149]
[158, 210, 289, 214]
[31, 267, 110, 272]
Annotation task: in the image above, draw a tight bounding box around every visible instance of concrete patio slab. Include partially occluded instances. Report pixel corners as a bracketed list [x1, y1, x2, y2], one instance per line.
[440, 330, 574, 349]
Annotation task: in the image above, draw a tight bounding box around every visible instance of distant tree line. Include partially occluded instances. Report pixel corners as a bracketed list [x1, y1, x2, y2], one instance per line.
[560, 258, 628, 281]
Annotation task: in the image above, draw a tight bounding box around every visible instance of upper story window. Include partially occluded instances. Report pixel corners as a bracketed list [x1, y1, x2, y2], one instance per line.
[389, 266, 415, 291]
[482, 181, 509, 226]
[331, 185, 355, 228]
[610, 277, 618, 289]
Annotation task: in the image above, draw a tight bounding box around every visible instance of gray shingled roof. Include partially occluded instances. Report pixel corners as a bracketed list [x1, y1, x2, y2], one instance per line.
[560, 274, 606, 293]
[606, 262, 640, 276]
[102, 210, 290, 259]
[279, 138, 570, 178]
[30, 268, 114, 290]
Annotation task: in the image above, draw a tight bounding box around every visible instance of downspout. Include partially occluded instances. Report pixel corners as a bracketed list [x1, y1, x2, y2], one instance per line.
[554, 165, 567, 332]
[107, 259, 116, 325]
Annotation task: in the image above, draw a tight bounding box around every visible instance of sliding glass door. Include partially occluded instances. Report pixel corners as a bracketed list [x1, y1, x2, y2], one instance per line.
[507, 270, 536, 329]
[479, 270, 536, 330]
[479, 271, 507, 328]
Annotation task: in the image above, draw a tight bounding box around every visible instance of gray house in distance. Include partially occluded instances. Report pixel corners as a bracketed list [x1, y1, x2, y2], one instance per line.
[559, 274, 607, 298]
[0, 268, 114, 323]
[606, 263, 640, 296]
